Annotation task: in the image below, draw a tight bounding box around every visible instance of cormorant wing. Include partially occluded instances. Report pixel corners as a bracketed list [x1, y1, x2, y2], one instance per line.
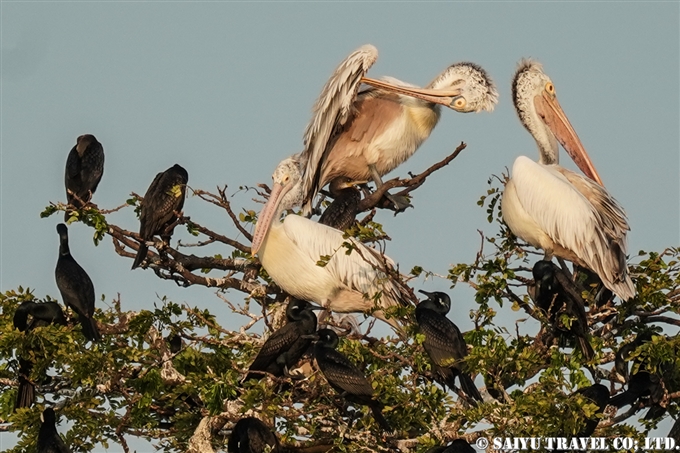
[417, 307, 467, 368]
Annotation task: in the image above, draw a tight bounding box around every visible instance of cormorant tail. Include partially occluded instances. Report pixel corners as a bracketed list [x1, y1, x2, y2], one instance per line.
[369, 402, 392, 432]
[131, 243, 148, 270]
[459, 373, 483, 403]
[80, 316, 101, 342]
[15, 375, 35, 410]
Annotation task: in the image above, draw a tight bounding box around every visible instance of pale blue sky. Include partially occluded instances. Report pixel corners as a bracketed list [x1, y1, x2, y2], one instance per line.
[1, 2, 678, 451]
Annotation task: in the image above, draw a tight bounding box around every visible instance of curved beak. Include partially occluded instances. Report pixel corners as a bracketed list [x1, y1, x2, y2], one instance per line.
[418, 289, 434, 297]
[251, 182, 290, 255]
[361, 76, 464, 108]
[534, 92, 604, 186]
[301, 333, 320, 340]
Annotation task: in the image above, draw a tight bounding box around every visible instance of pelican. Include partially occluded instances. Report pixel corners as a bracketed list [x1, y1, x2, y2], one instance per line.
[501, 60, 635, 301]
[251, 157, 414, 330]
[300, 44, 498, 214]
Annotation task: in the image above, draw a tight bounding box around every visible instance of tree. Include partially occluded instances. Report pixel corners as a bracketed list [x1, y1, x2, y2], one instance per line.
[1, 144, 679, 452]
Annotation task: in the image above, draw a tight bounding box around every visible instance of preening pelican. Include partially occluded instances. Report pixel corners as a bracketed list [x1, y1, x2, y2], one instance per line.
[501, 60, 635, 301]
[300, 44, 498, 214]
[251, 157, 414, 329]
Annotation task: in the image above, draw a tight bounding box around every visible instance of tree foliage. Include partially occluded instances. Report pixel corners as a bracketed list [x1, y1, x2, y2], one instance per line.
[2, 146, 680, 452]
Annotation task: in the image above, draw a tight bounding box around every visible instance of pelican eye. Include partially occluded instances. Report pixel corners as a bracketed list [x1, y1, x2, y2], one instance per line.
[545, 82, 555, 94]
[451, 96, 467, 109]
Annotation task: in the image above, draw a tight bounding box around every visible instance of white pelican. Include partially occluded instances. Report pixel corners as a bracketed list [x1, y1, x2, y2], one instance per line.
[251, 157, 415, 330]
[501, 60, 635, 301]
[300, 44, 498, 214]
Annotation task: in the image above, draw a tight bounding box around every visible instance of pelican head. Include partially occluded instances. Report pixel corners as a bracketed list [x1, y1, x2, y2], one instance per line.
[512, 59, 602, 185]
[427, 62, 498, 113]
[251, 157, 304, 255]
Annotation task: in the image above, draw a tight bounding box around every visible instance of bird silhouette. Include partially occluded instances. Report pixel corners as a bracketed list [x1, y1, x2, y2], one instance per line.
[310, 328, 391, 431]
[132, 164, 188, 269]
[416, 290, 482, 403]
[13, 300, 67, 410]
[245, 299, 322, 381]
[64, 134, 104, 220]
[227, 417, 281, 453]
[37, 408, 72, 453]
[55, 223, 100, 342]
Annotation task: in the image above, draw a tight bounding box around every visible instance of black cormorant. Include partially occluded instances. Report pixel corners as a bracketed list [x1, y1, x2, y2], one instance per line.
[318, 176, 364, 231]
[13, 301, 67, 410]
[572, 384, 610, 437]
[227, 417, 281, 453]
[246, 299, 322, 381]
[529, 260, 594, 361]
[416, 290, 482, 403]
[64, 134, 104, 220]
[611, 331, 664, 415]
[38, 408, 72, 453]
[132, 164, 188, 269]
[13, 301, 67, 332]
[310, 328, 391, 432]
[55, 223, 101, 342]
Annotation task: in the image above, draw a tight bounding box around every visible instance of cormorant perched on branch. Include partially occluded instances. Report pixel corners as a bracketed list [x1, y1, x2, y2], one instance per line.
[416, 290, 482, 403]
[245, 299, 323, 381]
[227, 417, 281, 453]
[309, 328, 392, 432]
[572, 384, 610, 437]
[132, 164, 188, 269]
[318, 177, 365, 231]
[611, 331, 665, 416]
[64, 134, 104, 220]
[55, 224, 100, 342]
[13, 301, 67, 410]
[14, 301, 67, 332]
[529, 260, 594, 361]
[38, 408, 72, 453]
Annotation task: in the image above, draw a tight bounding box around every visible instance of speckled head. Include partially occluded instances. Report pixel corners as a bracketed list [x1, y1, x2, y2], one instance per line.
[429, 62, 498, 113]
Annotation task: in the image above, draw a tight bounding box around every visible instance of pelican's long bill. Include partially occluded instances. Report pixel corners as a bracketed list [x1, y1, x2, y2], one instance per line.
[360, 76, 464, 107]
[534, 91, 604, 186]
[251, 182, 290, 255]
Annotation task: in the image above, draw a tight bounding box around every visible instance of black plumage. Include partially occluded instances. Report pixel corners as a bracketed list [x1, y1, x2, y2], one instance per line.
[55, 223, 101, 342]
[132, 164, 188, 269]
[38, 408, 72, 453]
[529, 260, 594, 361]
[13, 301, 67, 410]
[64, 134, 104, 220]
[246, 299, 321, 381]
[311, 328, 391, 431]
[318, 176, 363, 231]
[610, 331, 663, 412]
[572, 384, 610, 437]
[13, 301, 67, 332]
[416, 290, 482, 403]
[227, 417, 281, 453]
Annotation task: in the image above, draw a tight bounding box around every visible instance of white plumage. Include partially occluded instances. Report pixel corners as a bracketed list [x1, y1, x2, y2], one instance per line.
[502, 60, 634, 301]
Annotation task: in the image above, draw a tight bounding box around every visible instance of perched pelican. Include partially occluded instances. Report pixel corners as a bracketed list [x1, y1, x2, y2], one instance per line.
[300, 44, 498, 213]
[64, 134, 104, 220]
[251, 157, 414, 329]
[501, 60, 635, 301]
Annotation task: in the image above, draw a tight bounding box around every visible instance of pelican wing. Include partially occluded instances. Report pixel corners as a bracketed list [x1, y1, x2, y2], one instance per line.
[301, 45, 378, 213]
[282, 215, 406, 305]
[511, 156, 634, 299]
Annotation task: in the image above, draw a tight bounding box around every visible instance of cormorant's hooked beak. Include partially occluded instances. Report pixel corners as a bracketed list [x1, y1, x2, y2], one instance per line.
[534, 92, 604, 186]
[361, 76, 464, 108]
[418, 289, 435, 298]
